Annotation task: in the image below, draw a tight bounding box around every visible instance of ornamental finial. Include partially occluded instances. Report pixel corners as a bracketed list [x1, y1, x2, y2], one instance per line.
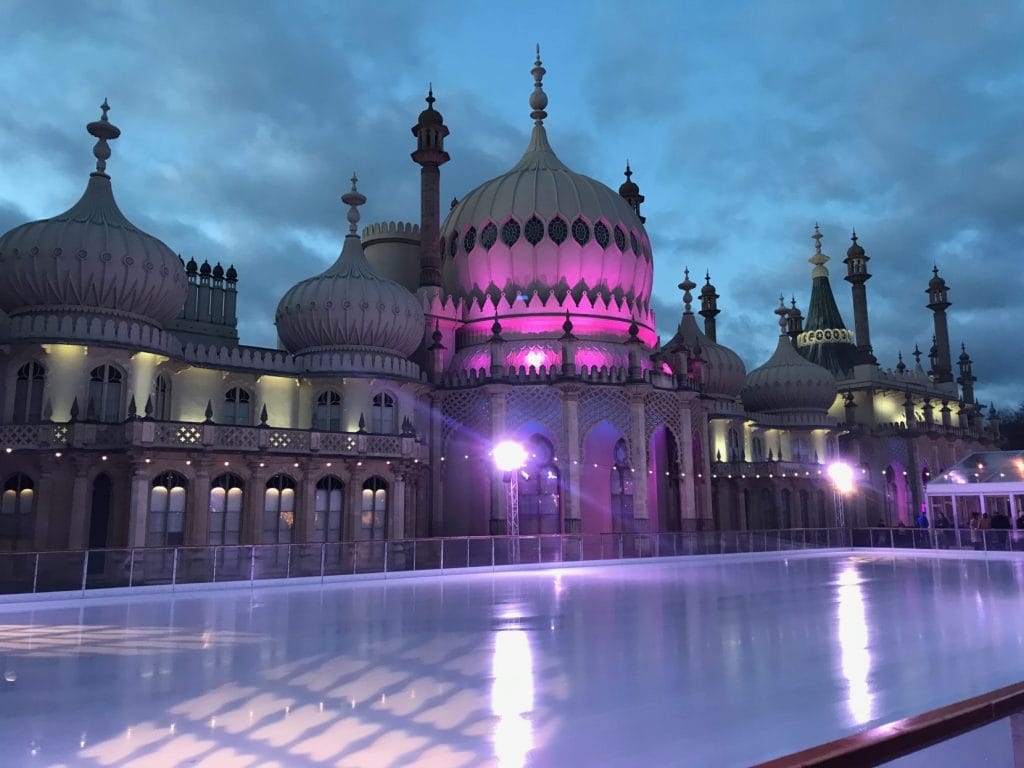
[529, 44, 548, 125]
[86, 98, 121, 176]
[341, 173, 366, 234]
[678, 267, 697, 313]
[775, 294, 789, 333]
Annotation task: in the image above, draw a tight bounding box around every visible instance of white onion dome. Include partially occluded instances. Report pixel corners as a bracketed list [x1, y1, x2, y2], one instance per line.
[662, 269, 745, 397]
[742, 302, 837, 413]
[275, 176, 424, 357]
[440, 50, 653, 311]
[0, 101, 187, 329]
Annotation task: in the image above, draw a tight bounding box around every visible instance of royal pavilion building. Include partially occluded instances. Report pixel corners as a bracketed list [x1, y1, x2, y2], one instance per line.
[0, 53, 1000, 555]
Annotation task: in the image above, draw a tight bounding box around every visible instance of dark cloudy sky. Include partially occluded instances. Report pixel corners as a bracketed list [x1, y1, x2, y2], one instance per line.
[2, 1, 1022, 408]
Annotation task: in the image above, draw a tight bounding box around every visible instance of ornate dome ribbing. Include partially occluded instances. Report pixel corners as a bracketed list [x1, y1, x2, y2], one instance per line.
[275, 176, 424, 357]
[0, 101, 187, 330]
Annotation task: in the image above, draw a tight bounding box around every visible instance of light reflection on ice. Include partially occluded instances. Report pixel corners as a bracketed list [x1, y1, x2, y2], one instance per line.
[837, 564, 874, 725]
[491, 628, 535, 768]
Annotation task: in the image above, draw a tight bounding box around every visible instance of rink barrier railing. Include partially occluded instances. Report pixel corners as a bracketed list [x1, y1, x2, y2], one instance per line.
[752, 679, 1024, 767]
[0, 526, 1021, 597]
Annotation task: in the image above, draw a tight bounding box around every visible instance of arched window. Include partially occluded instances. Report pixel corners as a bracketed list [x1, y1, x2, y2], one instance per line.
[313, 390, 342, 432]
[727, 428, 741, 462]
[791, 437, 811, 463]
[224, 387, 251, 425]
[519, 436, 561, 534]
[263, 474, 295, 544]
[361, 477, 388, 540]
[209, 473, 244, 545]
[752, 436, 764, 463]
[147, 471, 187, 547]
[88, 365, 123, 423]
[610, 439, 634, 533]
[314, 476, 344, 543]
[153, 374, 171, 421]
[371, 392, 396, 434]
[1, 473, 35, 551]
[13, 362, 46, 423]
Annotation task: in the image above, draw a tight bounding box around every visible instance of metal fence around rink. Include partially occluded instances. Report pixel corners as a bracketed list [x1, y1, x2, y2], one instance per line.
[2, 527, 1024, 597]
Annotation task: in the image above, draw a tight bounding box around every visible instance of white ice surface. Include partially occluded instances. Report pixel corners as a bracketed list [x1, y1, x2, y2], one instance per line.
[0, 552, 1023, 767]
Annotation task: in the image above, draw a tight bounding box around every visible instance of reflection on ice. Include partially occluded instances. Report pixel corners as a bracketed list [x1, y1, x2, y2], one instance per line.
[836, 564, 874, 725]
[492, 629, 535, 768]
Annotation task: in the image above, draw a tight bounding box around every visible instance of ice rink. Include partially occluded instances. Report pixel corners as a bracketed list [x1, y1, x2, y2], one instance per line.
[1, 552, 1023, 767]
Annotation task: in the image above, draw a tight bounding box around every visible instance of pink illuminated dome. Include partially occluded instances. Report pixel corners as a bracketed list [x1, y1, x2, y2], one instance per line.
[440, 50, 653, 325]
[0, 102, 187, 332]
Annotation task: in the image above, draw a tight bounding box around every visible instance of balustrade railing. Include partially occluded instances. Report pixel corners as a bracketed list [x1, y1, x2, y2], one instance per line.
[2, 527, 1021, 598]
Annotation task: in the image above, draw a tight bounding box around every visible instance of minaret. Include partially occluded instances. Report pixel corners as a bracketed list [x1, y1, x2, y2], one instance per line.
[926, 266, 953, 383]
[411, 84, 450, 289]
[956, 343, 976, 403]
[843, 230, 876, 365]
[698, 271, 720, 341]
[618, 161, 646, 223]
[786, 297, 804, 340]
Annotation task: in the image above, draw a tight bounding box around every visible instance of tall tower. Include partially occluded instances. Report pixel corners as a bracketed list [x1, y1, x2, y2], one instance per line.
[843, 230, 876, 365]
[956, 344, 976, 403]
[925, 267, 953, 383]
[411, 85, 450, 289]
[698, 271, 720, 341]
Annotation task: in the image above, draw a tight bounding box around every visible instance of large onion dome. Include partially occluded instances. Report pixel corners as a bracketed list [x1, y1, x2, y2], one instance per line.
[662, 269, 745, 398]
[439, 49, 652, 313]
[742, 300, 837, 414]
[275, 176, 424, 359]
[0, 101, 187, 332]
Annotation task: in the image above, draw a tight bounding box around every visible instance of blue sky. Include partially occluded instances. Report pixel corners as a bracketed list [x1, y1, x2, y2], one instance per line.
[2, 0, 1022, 407]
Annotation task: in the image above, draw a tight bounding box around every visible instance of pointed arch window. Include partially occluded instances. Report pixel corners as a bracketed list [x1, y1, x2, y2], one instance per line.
[224, 387, 251, 425]
[314, 390, 342, 431]
[148, 471, 187, 547]
[209, 473, 244, 545]
[500, 219, 521, 247]
[371, 392, 396, 434]
[314, 476, 344, 543]
[571, 218, 590, 246]
[481, 222, 498, 250]
[791, 437, 811, 463]
[519, 436, 561, 534]
[448, 232, 458, 258]
[614, 225, 627, 252]
[524, 216, 545, 245]
[462, 226, 477, 253]
[752, 436, 765, 462]
[594, 221, 610, 248]
[610, 439, 634, 533]
[153, 374, 171, 421]
[263, 474, 296, 544]
[88, 365, 123, 423]
[13, 362, 46, 423]
[1, 473, 35, 551]
[727, 428, 742, 462]
[629, 231, 640, 255]
[547, 217, 567, 245]
[361, 477, 388, 540]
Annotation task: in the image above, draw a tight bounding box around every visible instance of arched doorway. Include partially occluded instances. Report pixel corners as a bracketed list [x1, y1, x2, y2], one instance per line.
[580, 421, 627, 534]
[649, 426, 681, 533]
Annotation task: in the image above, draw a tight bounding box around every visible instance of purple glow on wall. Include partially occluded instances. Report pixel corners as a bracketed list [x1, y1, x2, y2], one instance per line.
[525, 350, 546, 369]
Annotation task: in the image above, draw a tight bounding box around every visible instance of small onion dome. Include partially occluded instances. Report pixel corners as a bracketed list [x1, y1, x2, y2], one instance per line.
[846, 230, 865, 258]
[199, 259, 211, 277]
[185, 256, 198, 274]
[662, 268, 744, 397]
[928, 266, 947, 290]
[700, 276, 717, 298]
[225, 264, 237, 281]
[742, 306, 837, 413]
[417, 85, 444, 126]
[618, 162, 640, 198]
[0, 100, 187, 328]
[275, 176, 424, 356]
[212, 262, 224, 280]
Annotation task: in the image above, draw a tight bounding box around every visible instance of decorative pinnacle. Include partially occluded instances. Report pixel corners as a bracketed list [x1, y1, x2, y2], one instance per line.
[624, 161, 632, 182]
[529, 44, 548, 125]
[426, 82, 434, 108]
[809, 223, 829, 274]
[561, 310, 575, 340]
[678, 267, 696, 312]
[341, 173, 366, 234]
[86, 98, 121, 176]
[775, 294, 789, 333]
[913, 344, 922, 365]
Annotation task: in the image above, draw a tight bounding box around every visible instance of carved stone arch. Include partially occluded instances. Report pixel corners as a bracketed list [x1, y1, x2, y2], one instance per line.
[506, 386, 561, 437]
[440, 389, 492, 455]
[578, 388, 630, 451]
[643, 391, 683, 449]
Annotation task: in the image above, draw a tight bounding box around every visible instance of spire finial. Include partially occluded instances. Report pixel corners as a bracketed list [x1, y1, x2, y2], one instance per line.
[932, 264, 939, 278]
[86, 98, 121, 176]
[809, 223, 830, 274]
[851, 228, 858, 243]
[705, 270, 712, 284]
[678, 267, 696, 312]
[624, 160, 632, 181]
[775, 294, 790, 333]
[341, 173, 366, 235]
[426, 82, 435, 108]
[529, 44, 548, 125]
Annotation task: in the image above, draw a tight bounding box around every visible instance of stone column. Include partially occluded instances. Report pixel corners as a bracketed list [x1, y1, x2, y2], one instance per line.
[561, 384, 584, 533]
[295, 460, 317, 544]
[186, 459, 212, 546]
[244, 460, 268, 545]
[347, 464, 367, 541]
[626, 388, 649, 530]
[679, 405, 700, 529]
[127, 461, 151, 548]
[67, 456, 93, 550]
[390, 469, 407, 540]
[429, 391, 445, 536]
[487, 385, 508, 534]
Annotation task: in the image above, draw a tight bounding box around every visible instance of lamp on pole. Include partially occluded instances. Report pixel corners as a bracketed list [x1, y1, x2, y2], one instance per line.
[494, 440, 528, 562]
[828, 461, 855, 529]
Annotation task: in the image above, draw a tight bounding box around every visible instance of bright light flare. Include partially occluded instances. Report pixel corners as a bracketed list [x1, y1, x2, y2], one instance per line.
[828, 462, 855, 494]
[493, 440, 528, 472]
